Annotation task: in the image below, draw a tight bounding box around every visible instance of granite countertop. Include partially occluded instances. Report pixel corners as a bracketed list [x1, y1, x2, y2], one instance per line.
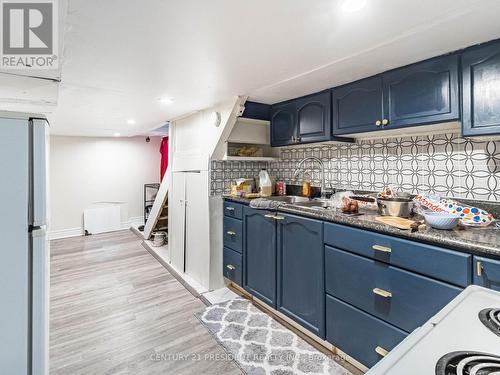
[223, 196, 500, 258]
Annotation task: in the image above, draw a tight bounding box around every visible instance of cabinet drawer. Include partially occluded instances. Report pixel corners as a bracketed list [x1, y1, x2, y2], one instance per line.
[474, 256, 500, 291]
[324, 222, 471, 287]
[224, 201, 243, 220]
[223, 247, 242, 286]
[325, 246, 462, 332]
[223, 217, 243, 253]
[326, 294, 407, 368]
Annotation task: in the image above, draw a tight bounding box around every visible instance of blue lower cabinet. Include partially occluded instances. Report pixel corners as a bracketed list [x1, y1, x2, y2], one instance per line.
[474, 256, 500, 291]
[224, 201, 243, 219]
[326, 294, 408, 368]
[325, 246, 462, 332]
[277, 214, 325, 338]
[324, 222, 471, 287]
[243, 207, 277, 308]
[223, 247, 242, 286]
[223, 216, 243, 253]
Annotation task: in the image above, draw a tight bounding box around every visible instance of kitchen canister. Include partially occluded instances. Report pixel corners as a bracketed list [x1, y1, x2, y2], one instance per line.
[152, 231, 167, 247]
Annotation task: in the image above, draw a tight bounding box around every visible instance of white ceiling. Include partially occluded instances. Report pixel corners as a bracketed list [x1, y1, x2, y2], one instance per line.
[2, 0, 500, 136]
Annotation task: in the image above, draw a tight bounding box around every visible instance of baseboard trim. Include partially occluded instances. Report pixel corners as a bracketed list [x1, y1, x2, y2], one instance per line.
[50, 216, 145, 240]
[48, 227, 82, 240]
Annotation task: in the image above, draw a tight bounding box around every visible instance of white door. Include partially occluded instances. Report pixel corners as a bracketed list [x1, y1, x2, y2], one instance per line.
[184, 171, 210, 288]
[169, 172, 186, 270]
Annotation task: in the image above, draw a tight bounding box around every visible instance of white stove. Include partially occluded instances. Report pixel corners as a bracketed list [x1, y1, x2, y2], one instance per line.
[367, 286, 500, 375]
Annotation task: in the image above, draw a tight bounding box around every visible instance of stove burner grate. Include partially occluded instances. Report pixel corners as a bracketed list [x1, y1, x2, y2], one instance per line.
[436, 351, 500, 375]
[479, 308, 500, 337]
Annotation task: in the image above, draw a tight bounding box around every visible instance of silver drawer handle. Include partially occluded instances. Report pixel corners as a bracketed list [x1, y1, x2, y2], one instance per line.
[375, 346, 389, 357]
[226, 264, 236, 271]
[373, 288, 392, 298]
[226, 207, 235, 212]
[226, 231, 236, 236]
[372, 244, 392, 253]
[264, 214, 276, 219]
[274, 215, 285, 221]
[477, 261, 483, 277]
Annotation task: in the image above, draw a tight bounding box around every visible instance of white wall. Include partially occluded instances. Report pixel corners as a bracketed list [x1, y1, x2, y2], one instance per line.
[49, 135, 162, 238]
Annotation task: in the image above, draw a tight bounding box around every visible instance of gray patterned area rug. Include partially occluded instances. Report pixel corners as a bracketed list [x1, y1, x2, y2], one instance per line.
[197, 297, 353, 375]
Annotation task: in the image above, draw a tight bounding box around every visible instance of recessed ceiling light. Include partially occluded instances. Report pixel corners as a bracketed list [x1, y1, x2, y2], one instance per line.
[159, 97, 174, 104]
[113, 132, 121, 137]
[340, 0, 367, 12]
[126, 119, 136, 125]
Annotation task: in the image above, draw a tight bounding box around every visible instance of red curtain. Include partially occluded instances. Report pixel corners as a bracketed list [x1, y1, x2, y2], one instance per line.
[160, 136, 169, 181]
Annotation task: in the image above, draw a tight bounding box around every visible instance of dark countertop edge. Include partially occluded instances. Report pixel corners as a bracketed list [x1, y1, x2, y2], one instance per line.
[222, 196, 500, 260]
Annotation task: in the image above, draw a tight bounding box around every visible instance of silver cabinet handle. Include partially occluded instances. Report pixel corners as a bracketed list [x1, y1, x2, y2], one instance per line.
[375, 120, 382, 127]
[382, 119, 389, 126]
[274, 215, 286, 221]
[226, 231, 236, 236]
[226, 206, 235, 211]
[375, 346, 389, 357]
[226, 264, 236, 271]
[372, 244, 391, 253]
[264, 214, 276, 219]
[477, 261, 483, 276]
[373, 288, 392, 298]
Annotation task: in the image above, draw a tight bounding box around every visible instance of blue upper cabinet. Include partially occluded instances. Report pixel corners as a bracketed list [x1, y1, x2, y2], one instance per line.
[277, 214, 325, 338]
[383, 55, 459, 128]
[331, 76, 384, 135]
[296, 91, 332, 144]
[243, 207, 277, 308]
[270, 101, 297, 147]
[462, 40, 500, 136]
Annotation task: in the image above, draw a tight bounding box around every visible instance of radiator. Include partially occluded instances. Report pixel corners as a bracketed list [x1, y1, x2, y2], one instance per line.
[83, 202, 122, 235]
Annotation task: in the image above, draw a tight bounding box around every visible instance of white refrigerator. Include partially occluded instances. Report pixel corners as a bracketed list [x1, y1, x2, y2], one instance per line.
[0, 112, 49, 375]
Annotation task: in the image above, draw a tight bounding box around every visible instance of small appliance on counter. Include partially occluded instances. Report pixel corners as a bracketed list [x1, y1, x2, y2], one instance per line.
[367, 285, 500, 375]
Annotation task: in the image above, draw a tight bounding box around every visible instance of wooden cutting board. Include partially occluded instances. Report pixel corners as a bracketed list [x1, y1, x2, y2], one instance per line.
[376, 216, 415, 230]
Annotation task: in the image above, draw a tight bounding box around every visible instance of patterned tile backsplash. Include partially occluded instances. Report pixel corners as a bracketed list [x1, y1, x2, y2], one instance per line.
[210, 132, 500, 202]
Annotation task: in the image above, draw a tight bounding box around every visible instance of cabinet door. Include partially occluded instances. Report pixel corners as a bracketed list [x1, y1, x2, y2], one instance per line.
[474, 256, 500, 291]
[332, 76, 384, 135]
[383, 55, 459, 128]
[277, 214, 325, 338]
[462, 41, 500, 136]
[296, 91, 331, 144]
[270, 101, 297, 147]
[243, 207, 277, 307]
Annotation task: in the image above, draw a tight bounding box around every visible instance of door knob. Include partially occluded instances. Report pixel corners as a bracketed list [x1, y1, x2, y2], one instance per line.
[375, 120, 382, 127]
[382, 119, 389, 126]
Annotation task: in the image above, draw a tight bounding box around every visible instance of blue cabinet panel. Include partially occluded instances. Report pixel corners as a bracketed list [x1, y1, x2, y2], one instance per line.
[324, 222, 471, 287]
[383, 55, 459, 127]
[326, 294, 407, 368]
[331, 76, 384, 135]
[462, 40, 500, 136]
[296, 91, 331, 144]
[224, 201, 243, 220]
[277, 214, 325, 338]
[242, 101, 271, 121]
[223, 216, 243, 253]
[325, 246, 462, 332]
[243, 207, 277, 307]
[474, 256, 500, 291]
[270, 101, 297, 147]
[223, 247, 242, 286]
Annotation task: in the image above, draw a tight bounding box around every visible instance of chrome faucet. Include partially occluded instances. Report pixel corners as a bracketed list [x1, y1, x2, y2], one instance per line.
[292, 156, 330, 198]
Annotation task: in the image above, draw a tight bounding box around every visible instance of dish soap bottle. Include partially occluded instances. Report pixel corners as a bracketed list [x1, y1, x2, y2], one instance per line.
[259, 169, 272, 197]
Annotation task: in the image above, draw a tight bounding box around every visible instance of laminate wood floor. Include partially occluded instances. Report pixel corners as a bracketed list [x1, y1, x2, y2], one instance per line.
[50, 230, 242, 375]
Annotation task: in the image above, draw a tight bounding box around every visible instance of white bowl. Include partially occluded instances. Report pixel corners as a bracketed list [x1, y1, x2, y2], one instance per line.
[423, 212, 460, 230]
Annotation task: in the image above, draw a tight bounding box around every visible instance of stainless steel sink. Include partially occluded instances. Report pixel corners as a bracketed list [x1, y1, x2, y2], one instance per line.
[264, 195, 311, 204]
[294, 200, 329, 208]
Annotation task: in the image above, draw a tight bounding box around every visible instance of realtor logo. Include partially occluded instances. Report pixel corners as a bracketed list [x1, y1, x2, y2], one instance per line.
[1, 0, 58, 69]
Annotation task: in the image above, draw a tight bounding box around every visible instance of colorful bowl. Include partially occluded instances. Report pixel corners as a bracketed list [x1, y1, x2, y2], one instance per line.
[423, 212, 460, 230]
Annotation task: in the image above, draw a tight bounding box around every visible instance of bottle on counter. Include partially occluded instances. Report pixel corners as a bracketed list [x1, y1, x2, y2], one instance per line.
[259, 169, 273, 197]
[276, 179, 286, 196]
[302, 173, 312, 197]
